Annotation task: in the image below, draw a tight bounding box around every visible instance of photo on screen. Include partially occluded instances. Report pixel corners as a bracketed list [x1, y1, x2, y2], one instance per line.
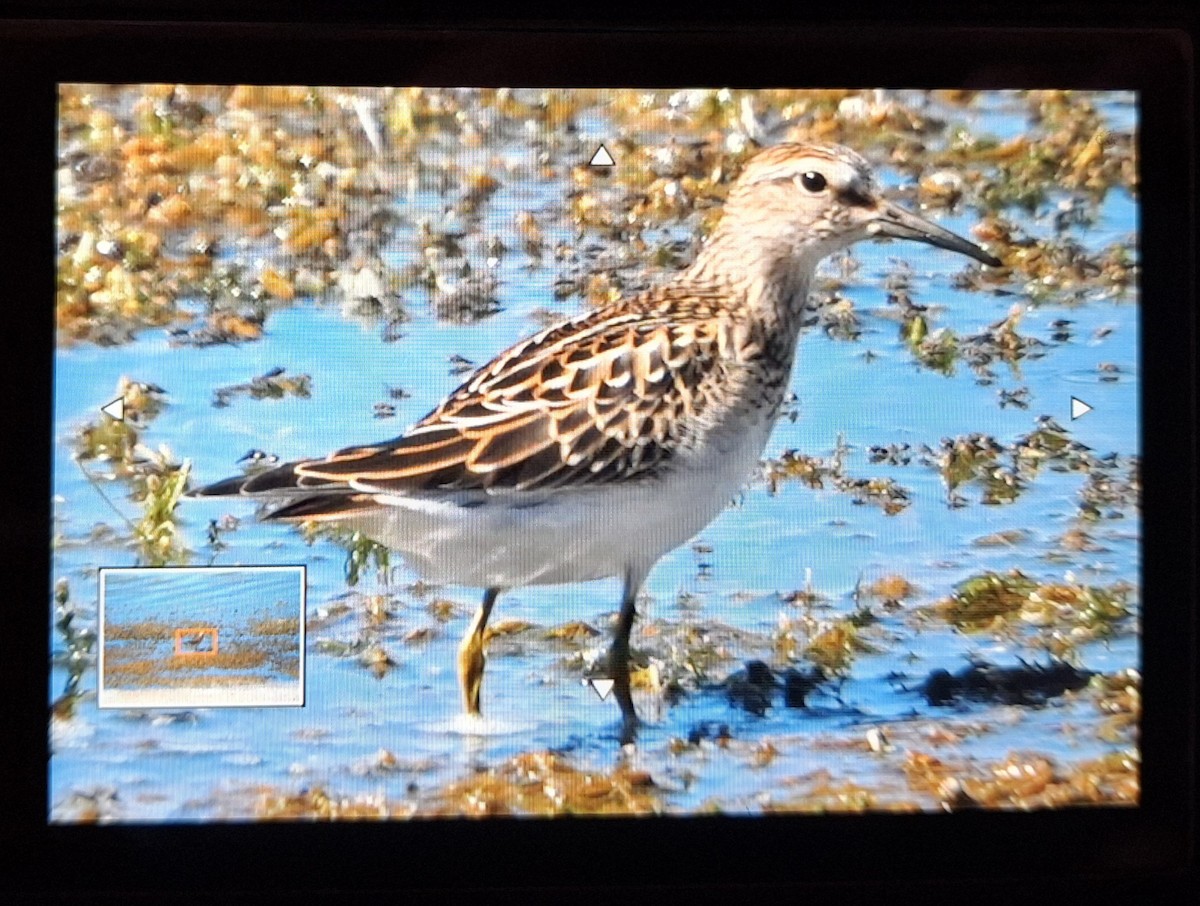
[51, 85, 1140, 823]
[97, 565, 305, 709]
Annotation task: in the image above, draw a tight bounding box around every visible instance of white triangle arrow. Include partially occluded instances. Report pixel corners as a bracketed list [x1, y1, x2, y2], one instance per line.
[589, 144, 615, 167]
[1070, 397, 1093, 420]
[101, 397, 125, 421]
[589, 678, 615, 701]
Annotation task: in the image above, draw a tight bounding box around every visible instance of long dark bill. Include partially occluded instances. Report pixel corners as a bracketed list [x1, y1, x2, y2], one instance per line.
[868, 200, 1001, 266]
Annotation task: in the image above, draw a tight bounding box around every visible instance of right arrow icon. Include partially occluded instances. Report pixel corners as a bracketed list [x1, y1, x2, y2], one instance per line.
[1070, 397, 1093, 420]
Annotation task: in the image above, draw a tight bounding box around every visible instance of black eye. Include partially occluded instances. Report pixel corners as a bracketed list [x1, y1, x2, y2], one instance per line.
[799, 171, 827, 192]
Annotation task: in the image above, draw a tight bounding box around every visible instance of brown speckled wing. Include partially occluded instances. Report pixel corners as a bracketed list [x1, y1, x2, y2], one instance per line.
[293, 288, 737, 495]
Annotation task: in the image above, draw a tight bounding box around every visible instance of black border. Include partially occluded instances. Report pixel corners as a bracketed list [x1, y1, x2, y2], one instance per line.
[1, 15, 1194, 900]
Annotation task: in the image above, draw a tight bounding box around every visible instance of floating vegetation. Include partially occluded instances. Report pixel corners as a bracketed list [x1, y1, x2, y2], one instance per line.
[304, 528, 392, 588]
[56, 84, 423, 344]
[416, 252, 501, 323]
[682, 720, 733, 748]
[910, 326, 960, 375]
[544, 620, 601, 641]
[359, 644, 397, 679]
[809, 290, 862, 341]
[903, 748, 1137, 811]
[70, 377, 192, 563]
[897, 414, 1133, 511]
[928, 571, 1041, 631]
[362, 594, 394, 626]
[763, 436, 912, 514]
[51, 579, 96, 720]
[865, 575, 916, 603]
[206, 515, 239, 550]
[763, 450, 827, 491]
[433, 751, 660, 817]
[1090, 669, 1141, 744]
[972, 529, 1032, 548]
[923, 570, 1132, 642]
[894, 292, 1050, 383]
[1013, 415, 1093, 472]
[432, 278, 502, 322]
[761, 774, 892, 815]
[402, 626, 435, 645]
[866, 444, 913, 467]
[997, 386, 1031, 409]
[256, 787, 395, 821]
[425, 598, 460, 621]
[53, 787, 122, 824]
[74, 412, 140, 475]
[963, 217, 1136, 304]
[73, 376, 173, 475]
[483, 618, 538, 642]
[56, 225, 185, 345]
[115, 377, 169, 424]
[961, 304, 1048, 372]
[212, 367, 312, 408]
[804, 620, 880, 674]
[133, 459, 191, 566]
[1077, 456, 1141, 520]
[1006, 91, 1134, 199]
[57, 85, 1138, 353]
[314, 637, 367, 658]
[168, 311, 265, 347]
[924, 433, 1017, 507]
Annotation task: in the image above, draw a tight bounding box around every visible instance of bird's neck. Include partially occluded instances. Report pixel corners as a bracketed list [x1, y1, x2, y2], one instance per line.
[685, 226, 819, 337]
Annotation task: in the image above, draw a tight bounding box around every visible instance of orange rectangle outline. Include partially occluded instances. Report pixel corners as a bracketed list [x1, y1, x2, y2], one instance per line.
[173, 626, 219, 658]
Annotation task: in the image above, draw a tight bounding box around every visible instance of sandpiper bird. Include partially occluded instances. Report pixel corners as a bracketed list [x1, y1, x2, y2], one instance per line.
[190, 142, 999, 739]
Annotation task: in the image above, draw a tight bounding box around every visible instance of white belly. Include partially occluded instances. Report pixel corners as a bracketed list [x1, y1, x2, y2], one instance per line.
[344, 418, 774, 589]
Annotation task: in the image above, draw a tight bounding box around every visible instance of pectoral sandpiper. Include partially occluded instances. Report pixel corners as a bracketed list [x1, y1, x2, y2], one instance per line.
[191, 142, 999, 741]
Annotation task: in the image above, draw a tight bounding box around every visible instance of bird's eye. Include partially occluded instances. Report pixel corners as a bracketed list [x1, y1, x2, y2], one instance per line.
[799, 171, 827, 193]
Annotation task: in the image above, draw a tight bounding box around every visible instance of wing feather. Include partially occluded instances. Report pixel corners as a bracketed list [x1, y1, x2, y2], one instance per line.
[190, 283, 752, 510]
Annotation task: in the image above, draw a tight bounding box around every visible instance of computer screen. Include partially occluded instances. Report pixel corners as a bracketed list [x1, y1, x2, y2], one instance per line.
[51, 83, 1142, 822]
[4, 15, 1192, 898]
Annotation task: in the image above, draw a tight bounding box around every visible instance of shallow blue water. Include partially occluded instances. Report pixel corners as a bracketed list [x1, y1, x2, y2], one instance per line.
[50, 89, 1140, 820]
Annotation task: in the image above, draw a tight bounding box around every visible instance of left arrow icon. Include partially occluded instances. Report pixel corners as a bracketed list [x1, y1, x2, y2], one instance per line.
[101, 397, 125, 421]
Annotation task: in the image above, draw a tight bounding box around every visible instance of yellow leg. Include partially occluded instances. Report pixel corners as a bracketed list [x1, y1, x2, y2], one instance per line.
[457, 588, 498, 716]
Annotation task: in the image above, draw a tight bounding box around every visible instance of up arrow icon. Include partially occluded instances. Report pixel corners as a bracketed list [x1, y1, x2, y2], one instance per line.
[589, 145, 615, 167]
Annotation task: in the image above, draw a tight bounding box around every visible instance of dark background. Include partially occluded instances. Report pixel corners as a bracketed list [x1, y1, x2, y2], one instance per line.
[1, 5, 1195, 903]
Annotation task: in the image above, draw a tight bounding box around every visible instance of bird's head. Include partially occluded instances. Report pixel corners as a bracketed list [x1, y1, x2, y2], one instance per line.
[720, 142, 1000, 269]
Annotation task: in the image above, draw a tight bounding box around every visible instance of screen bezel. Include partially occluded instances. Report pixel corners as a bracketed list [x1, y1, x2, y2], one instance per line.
[2, 16, 1194, 897]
